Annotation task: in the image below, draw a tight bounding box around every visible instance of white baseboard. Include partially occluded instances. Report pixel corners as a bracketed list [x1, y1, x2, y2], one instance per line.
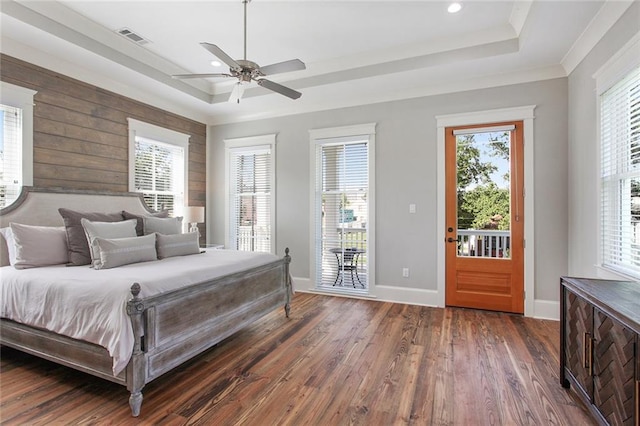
[533, 299, 560, 321]
[290, 277, 312, 293]
[371, 284, 440, 307]
[292, 277, 560, 320]
[293, 277, 439, 307]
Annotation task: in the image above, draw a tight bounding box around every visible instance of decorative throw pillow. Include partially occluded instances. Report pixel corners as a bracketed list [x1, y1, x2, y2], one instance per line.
[58, 208, 124, 266]
[92, 233, 158, 270]
[122, 210, 169, 236]
[0, 227, 17, 265]
[9, 223, 69, 269]
[81, 218, 137, 268]
[143, 216, 183, 235]
[156, 232, 200, 259]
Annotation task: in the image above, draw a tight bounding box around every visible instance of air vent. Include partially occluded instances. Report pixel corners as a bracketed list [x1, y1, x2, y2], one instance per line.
[116, 28, 149, 45]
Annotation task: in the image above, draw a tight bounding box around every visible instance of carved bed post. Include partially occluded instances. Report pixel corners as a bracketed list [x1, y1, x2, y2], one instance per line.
[126, 283, 146, 417]
[284, 248, 292, 318]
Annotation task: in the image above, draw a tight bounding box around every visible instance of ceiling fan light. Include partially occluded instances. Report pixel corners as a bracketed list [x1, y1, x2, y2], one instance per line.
[210, 60, 222, 67]
[448, 2, 462, 13]
[229, 82, 246, 104]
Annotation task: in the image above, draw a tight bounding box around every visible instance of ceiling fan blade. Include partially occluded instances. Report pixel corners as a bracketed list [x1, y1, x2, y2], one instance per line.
[172, 73, 232, 79]
[256, 79, 302, 100]
[200, 43, 242, 72]
[259, 59, 306, 76]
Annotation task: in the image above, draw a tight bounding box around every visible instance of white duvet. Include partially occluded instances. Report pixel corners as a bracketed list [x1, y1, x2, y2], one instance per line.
[0, 249, 279, 376]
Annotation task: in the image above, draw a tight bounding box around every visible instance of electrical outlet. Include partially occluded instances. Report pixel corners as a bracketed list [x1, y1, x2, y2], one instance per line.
[402, 268, 409, 278]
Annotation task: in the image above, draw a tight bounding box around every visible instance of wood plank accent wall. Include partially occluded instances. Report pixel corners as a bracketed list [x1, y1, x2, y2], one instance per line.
[0, 54, 207, 213]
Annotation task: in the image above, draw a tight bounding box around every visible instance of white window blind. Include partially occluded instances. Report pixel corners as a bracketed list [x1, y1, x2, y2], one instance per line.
[600, 65, 640, 277]
[314, 138, 369, 289]
[228, 145, 272, 252]
[134, 136, 185, 215]
[0, 104, 23, 208]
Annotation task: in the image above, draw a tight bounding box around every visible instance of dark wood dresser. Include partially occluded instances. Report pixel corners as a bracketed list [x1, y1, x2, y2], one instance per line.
[560, 276, 640, 425]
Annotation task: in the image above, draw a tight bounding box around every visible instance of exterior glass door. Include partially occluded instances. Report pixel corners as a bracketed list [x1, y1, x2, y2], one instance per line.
[445, 122, 524, 313]
[315, 140, 369, 293]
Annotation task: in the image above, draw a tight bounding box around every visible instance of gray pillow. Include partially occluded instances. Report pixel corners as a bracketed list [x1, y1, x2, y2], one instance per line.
[9, 223, 69, 269]
[122, 210, 169, 236]
[156, 232, 200, 259]
[143, 216, 183, 235]
[0, 227, 17, 265]
[81, 218, 137, 268]
[92, 233, 158, 270]
[59, 208, 124, 266]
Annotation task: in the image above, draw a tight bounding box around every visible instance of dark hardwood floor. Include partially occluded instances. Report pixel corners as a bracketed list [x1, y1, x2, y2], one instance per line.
[0, 293, 594, 425]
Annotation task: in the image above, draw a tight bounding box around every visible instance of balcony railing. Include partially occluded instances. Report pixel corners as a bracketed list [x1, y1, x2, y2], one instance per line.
[338, 227, 366, 250]
[457, 229, 511, 259]
[235, 225, 270, 252]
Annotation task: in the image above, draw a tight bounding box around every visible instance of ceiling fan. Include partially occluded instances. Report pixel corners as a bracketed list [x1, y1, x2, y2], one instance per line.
[172, 0, 305, 103]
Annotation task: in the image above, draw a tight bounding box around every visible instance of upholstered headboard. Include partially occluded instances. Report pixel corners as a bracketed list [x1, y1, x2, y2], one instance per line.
[0, 187, 155, 267]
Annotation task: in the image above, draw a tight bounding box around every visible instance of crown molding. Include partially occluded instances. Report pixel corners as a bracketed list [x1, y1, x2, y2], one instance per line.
[561, 0, 634, 74]
[509, 0, 533, 36]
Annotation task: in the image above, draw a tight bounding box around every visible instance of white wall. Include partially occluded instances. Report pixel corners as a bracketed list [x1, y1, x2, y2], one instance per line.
[568, 2, 640, 280]
[209, 76, 569, 315]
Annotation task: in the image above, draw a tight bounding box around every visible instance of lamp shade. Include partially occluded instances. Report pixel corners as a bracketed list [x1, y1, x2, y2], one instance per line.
[183, 206, 205, 224]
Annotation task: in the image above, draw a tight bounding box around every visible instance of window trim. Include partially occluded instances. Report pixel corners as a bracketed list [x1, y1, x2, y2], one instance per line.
[224, 134, 277, 253]
[127, 118, 190, 215]
[309, 123, 376, 293]
[1, 82, 37, 189]
[594, 32, 640, 279]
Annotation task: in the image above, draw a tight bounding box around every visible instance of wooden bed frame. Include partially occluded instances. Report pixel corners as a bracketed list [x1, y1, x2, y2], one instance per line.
[0, 187, 292, 417]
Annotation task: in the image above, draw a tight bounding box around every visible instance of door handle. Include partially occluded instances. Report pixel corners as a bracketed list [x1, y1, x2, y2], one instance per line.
[583, 332, 593, 376]
[447, 237, 459, 243]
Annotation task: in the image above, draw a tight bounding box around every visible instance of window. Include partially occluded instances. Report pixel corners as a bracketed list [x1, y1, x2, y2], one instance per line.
[0, 105, 22, 208]
[0, 82, 36, 209]
[225, 134, 276, 253]
[310, 124, 375, 293]
[597, 35, 640, 278]
[128, 119, 189, 216]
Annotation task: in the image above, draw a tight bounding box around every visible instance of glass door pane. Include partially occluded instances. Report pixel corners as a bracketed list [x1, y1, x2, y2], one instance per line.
[317, 141, 369, 290]
[456, 130, 511, 259]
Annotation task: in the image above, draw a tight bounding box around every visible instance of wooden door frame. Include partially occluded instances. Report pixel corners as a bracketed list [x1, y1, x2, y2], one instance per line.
[435, 106, 537, 317]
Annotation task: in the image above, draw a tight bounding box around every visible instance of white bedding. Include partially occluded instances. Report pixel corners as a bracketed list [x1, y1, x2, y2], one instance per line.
[0, 249, 279, 376]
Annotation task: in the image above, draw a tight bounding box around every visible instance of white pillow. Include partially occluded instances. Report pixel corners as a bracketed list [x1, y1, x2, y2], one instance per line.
[9, 223, 69, 269]
[0, 227, 17, 265]
[92, 234, 157, 270]
[81, 218, 137, 268]
[143, 216, 183, 235]
[156, 232, 201, 259]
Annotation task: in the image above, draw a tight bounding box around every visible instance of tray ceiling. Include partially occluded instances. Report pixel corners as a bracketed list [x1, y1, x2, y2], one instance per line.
[0, 0, 633, 124]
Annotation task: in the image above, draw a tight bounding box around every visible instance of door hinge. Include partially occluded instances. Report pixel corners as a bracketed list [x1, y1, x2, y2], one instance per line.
[523, 239, 526, 248]
[523, 291, 526, 300]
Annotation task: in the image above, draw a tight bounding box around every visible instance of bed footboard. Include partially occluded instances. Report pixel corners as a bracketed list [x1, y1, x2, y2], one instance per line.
[124, 249, 292, 416]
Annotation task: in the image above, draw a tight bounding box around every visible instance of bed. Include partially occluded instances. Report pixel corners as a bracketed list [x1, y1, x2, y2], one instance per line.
[0, 187, 292, 417]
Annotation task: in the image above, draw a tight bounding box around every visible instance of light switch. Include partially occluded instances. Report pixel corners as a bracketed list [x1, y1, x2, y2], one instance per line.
[409, 204, 416, 214]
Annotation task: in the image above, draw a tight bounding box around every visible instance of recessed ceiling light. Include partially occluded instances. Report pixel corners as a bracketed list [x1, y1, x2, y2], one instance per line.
[448, 2, 462, 13]
[210, 60, 222, 67]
